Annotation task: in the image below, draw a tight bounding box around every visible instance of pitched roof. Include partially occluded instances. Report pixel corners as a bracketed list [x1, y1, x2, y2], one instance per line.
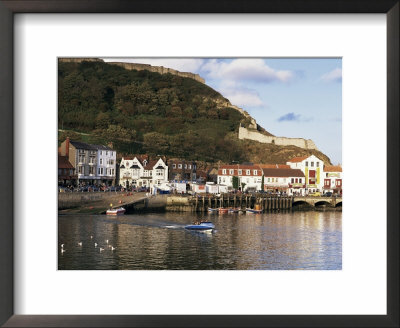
[287, 156, 309, 163]
[324, 165, 342, 172]
[262, 168, 305, 178]
[259, 164, 291, 169]
[58, 155, 74, 169]
[69, 140, 113, 151]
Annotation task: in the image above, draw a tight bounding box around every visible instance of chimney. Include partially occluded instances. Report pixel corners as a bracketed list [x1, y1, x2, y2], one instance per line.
[66, 137, 70, 157]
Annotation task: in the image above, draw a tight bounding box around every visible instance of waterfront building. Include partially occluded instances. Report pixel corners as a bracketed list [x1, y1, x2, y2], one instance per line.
[119, 155, 168, 189]
[262, 168, 305, 195]
[60, 138, 116, 186]
[168, 159, 197, 181]
[323, 165, 343, 195]
[58, 155, 77, 186]
[217, 164, 263, 191]
[97, 145, 117, 186]
[286, 155, 324, 193]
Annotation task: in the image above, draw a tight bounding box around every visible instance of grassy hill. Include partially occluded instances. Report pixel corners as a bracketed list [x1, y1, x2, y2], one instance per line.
[58, 60, 331, 165]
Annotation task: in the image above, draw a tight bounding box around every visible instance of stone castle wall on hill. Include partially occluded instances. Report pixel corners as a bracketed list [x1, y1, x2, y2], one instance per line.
[238, 126, 318, 150]
[108, 62, 205, 84]
[59, 58, 205, 84]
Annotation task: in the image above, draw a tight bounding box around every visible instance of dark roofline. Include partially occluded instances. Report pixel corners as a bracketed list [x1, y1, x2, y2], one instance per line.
[69, 140, 113, 151]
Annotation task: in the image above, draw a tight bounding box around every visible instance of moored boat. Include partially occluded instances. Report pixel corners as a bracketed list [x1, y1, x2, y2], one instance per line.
[228, 207, 240, 213]
[246, 208, 262, 214]
[185, 221, 215, 231]
[218, 207, 229, 214]
[106, 207, 126, 215]
[208, 208, 218, 213]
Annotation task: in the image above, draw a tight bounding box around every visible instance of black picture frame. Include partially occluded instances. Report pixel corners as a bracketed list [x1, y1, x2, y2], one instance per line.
[0, 1, 398, 327]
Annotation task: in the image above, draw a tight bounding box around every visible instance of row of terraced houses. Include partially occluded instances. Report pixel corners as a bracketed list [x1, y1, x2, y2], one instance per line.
[58, 138, 342, 195]
[217, 155, 342, 195]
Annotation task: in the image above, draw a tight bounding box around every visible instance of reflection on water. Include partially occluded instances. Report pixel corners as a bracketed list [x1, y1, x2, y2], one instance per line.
[58, 211, 342, 270]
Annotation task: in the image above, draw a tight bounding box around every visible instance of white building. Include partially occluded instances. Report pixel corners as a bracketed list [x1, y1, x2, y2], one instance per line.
[119, 155, 168, 189]
[97, 145, 116, 186]
[262, 168, 305, 195]
[217, 164, 263, 191]
[286, 155, 325, 193]
[322, 165, 342, 195]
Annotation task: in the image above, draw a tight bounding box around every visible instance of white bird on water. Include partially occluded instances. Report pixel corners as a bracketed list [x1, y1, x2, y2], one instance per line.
[90, 235, 93, 239]
[61, 248, 66, 254]
[94, 243, 98, 247]
[111, 246, 117, 251]
[61, 244, 64, 248]
[78, 242, 82, 247]
[106, 240, 109, 244]
[99, 247, 104, 252]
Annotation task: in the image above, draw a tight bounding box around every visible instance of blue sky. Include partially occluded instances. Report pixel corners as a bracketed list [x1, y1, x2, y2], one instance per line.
[104, 58, 342, 164]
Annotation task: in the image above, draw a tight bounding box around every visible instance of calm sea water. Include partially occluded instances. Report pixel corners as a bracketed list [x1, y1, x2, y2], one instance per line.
[58, 211, 342, 270]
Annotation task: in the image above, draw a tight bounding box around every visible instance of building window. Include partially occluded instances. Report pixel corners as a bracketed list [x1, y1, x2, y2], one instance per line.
[246, 170, 250, 175]
[222, 169, 227, 174]
[291, 178, 294, 183]
[317, 162, 319, 167]
[188, 164, 191, 169]
[89, 166, 95, 175]
[78, 166, 84, 174]
[268, 178, 270, 182]
[229, 169, 234, 175]
[178, 164, 182, 169]
[311, 162, 314, 167]
[305, 161, 308, 166]
[100, 158, 103, 165]
[238, 169, 242, 175]
[253, 170, 257, 175]
[172, 164, 176, 169]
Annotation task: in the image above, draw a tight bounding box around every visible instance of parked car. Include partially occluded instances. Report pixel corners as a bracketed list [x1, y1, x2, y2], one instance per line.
[311, 192, 321, 197]
[324, 192, 333, 197]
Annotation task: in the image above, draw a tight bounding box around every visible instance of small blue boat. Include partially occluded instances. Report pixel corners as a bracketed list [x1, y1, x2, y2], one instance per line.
[185, 221, 215, 231]
[207, 208, 218, 213]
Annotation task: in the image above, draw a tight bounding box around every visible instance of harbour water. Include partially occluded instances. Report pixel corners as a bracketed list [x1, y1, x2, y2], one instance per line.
[58, 210, 342, 270]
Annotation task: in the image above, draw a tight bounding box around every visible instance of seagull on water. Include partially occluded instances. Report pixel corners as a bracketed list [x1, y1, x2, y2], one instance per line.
[111, 246, 117, 251]
[78, 242, 82, 246]
[61, 248, 66, 254]
[94, 243, 98, 247]
[106, 239, 109, 244]
[99, 247, 104, 252]
[61, 244, 64, 248]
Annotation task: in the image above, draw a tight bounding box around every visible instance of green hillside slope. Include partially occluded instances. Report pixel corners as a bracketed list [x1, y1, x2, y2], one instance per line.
[58, 60, 331, 165]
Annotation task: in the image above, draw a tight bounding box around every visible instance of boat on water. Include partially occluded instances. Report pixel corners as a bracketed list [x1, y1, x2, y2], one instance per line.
[246, 208, 262, 214]
[106, 207, 126, 215]
[185, 221, 215, 231]
[208, 208, 218, 213]
[218, 207, 229, 214]
[228, 208, 240, 213]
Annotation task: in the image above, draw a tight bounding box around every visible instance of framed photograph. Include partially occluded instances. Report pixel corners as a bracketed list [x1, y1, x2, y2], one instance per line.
[1, 1, 398, 327]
